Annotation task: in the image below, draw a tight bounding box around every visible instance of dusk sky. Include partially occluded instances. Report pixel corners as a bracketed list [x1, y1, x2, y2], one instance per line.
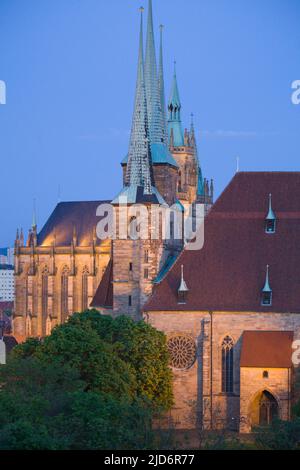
[0, 0, 299, 247]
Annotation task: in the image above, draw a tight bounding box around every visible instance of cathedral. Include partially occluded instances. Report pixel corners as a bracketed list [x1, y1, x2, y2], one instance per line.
[13, 0, 300, 434]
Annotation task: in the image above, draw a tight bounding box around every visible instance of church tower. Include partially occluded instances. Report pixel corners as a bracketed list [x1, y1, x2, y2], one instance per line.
[121, 0, 179, 206]
[168, 68, 213, 213]
[111, 5, 180, 320]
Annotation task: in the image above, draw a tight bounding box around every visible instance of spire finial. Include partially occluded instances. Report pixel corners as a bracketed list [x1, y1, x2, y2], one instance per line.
[190, 113, 194, 130]
[178, 264, 189, 293]
[263, 264, 272, 292]
[32, 198, 37, 230]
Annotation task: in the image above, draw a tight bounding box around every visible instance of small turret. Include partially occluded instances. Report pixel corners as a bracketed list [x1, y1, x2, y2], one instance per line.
[178, 265, 189, 304]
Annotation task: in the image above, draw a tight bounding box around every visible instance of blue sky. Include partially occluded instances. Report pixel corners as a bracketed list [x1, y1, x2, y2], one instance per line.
[0, 0, 299, 246]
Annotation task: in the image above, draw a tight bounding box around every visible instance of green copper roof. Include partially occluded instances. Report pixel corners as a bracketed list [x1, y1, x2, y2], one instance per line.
[168, 64, 181, 108]
[266, 193, 276, 220]
[262, 265, 272, 293]
[168, 65, 184, 147]
[122, 143, 178, 168]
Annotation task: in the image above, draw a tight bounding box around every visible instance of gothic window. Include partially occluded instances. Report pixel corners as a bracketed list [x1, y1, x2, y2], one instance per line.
[129, 262, 133, 272]
[144, 250, 149, 263]
[42, 274, 48, 318]
[128, 295, 132, 307]
[167, 334, 197, 370]
[222, 336, 234, 394]
[82, 266, 89, 311]
[178, 171, 182, 192]
[61, 268, 69, 321]
[259, 391, 279, 426]
[144, 268, 149, 279]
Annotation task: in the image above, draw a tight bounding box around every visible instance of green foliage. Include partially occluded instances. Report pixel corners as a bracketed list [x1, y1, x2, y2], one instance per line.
[254, 419, 300, 450]
[0, 358, 154, 450]
[1, 310, 173, 449]
[61, 310, 173, 410]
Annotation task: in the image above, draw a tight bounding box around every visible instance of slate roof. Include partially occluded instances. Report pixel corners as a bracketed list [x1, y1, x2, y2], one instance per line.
[144, 172, 300, 313]
[90, 259, 113, 309]
[240, 331, 294, 368]
[37, 201, 111, 247]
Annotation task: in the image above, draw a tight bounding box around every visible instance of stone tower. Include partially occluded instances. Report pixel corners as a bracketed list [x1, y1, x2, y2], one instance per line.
[111, 5, 181, 320]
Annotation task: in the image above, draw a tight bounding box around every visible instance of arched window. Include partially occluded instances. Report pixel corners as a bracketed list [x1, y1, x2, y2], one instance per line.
[222, 336, 234, 394]
[61, 267, 69, 321]
[82, 267, 89, 311]
[41, 273, 48, 318]
[178, 171, 182, 192]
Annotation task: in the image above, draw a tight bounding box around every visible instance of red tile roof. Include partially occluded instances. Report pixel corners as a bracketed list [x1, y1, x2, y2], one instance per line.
[90, 259, 113, 309]
[240, 331, 293, 368]
[145, 172, 300, 313]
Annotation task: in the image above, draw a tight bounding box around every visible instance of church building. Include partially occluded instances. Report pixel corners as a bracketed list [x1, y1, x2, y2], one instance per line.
[12, 0, 299, 434]
[13, 0, 212, 336]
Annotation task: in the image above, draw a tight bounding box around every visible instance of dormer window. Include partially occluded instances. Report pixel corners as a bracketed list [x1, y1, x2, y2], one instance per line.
[261, 265, 272, 307]
[265, 194, 276, 234]
[178, 265, 189, 304]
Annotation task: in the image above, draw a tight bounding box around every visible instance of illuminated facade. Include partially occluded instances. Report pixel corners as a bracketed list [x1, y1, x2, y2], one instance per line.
[13, 0, 213, 338]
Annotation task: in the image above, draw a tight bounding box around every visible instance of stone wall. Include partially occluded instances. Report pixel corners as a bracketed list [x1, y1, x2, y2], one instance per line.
[13, 242, 110, 339]
[145, 310, 300, 431]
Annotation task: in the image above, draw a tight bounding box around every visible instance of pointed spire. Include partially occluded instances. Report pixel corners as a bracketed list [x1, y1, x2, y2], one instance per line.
[124, 7, 153, 195]
[263, 265, 271, 292]
[190, 113, 204, 197]
[266, 193, 276, 220]
[15, 229, 20, 249]
[158, 24, 168, 145]
[145, 0, 165, 145]
[179, 265, 189, 292]
[32, 198, 37, 231]
[178, 265, 189, 304]
[113, 7, 168, 205]
[168, 61, 184, 147]
[20, 228, 24, 247]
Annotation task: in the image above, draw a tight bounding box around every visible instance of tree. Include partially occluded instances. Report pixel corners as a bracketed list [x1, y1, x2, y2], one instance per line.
[0, 358, 154, 450]
[64, 310, 174, 411]
[1, 310, 173, 449]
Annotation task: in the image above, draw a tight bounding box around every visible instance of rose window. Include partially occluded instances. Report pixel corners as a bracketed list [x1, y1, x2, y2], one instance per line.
[167, 335, 197, 370]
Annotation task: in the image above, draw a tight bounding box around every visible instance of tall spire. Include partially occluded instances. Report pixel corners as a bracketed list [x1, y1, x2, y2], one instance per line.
[124, 7, 153, 194]
[158, 24, 168, 145]
[32, 198, 37, 230]
[190, 114, 204, 196]
[168, 62, 184, 147]
[262, 265, 272, 293]
[113, 7, 166, 205]
[145, 0, 164, 145]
